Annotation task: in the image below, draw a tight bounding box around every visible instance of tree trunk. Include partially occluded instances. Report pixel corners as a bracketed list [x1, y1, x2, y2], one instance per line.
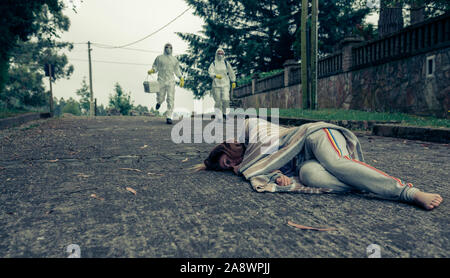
[0, 55, 9, 95]
[378, 0, 404, 37]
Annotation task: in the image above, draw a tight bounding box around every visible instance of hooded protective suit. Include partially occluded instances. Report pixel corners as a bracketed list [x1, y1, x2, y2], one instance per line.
[208, 48, 236, 116]
[150, 43, 183, 120]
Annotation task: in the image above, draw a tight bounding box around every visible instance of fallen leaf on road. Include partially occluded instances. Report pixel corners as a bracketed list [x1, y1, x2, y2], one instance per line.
[126, 187, 137, 195]
[119, 168, 142, 172]
[287, 221, 337, 231]
[140, 145, 148, 149]
[90, 194, 105, 201]
[182, 158, 189, 162]
[77, 173, 90, 178]
[48, 159, 59, 163]
[372, 159, 377, 163]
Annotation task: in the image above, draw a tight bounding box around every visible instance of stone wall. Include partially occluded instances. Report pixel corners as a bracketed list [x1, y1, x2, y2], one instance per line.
[232, 12, 450, 118]
[349, 47, 449, 117]
[238, 84, 303, 109]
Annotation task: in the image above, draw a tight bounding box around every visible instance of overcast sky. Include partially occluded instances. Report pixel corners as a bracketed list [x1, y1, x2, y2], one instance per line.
[53, 0, 379, 115]
[53, 0, 214, 115]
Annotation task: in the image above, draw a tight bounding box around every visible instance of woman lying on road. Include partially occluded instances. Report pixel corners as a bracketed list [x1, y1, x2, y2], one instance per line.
[196, 118, 442, 210]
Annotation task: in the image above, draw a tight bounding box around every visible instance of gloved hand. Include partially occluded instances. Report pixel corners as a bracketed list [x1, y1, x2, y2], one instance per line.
[148, 69, 155, 74]
[179, 77, 185, 88]
[232, 82, 236, 89]
[215, 74, 222, 79]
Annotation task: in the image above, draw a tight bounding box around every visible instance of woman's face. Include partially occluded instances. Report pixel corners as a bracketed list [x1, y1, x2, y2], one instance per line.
[218, 153, 241, 174]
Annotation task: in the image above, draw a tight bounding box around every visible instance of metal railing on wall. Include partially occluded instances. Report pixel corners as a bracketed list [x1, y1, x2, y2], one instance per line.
[318, 52, 343, 77]
[255, 72, 285, 93]
[233, 83, 252, 98]
[351, 12, 450, 70]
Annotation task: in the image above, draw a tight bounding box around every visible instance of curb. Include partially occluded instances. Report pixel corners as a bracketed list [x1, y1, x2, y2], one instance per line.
[193, 113, 449, 144]
[273, 116, 401, 131]
[0, 112, 51, 130]
[278, 116, 449, 143]
[372, 124, 450, 143]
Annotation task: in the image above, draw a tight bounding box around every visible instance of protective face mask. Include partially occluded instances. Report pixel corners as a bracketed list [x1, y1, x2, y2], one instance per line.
[164, 45, 173, 55]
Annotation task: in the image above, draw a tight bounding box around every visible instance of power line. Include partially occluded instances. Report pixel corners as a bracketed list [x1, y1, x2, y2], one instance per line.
[91, 43, 182, 55]
[66, 6, 191, 54]
[67, 42, 164, 54]
[103, 7, 191, 49]
[91, 43, 162, 54]
[69, 57, 150, 66]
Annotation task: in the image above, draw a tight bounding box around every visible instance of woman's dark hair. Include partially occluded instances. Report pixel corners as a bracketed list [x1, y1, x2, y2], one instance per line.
[204, 142, 245, 171]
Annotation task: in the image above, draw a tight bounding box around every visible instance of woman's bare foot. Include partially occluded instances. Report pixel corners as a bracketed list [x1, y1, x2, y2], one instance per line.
[413, 191, 443, 210]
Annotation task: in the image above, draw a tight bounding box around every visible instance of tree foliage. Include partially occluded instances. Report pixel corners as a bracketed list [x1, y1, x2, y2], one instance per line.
[376, 0, 449, 36]
[75, 77, 91, 115]
[0, 1, 73, 109]
[0, 0, 66, 92]
[177, 0, 371, 98]
[52, 97, 81, 116]
[383, 0, 450, 18]
[108, 83, 134, 116]
[61, 97, 82, 116]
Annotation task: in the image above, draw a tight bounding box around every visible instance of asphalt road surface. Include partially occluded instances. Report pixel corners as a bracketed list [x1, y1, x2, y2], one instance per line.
[0, 116, 448, 258]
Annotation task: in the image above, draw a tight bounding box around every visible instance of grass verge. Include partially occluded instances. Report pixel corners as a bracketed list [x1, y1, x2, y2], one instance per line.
[0, 108, 32, 119]
[0, 108, 48, 119]
[257, 108, 449, 128]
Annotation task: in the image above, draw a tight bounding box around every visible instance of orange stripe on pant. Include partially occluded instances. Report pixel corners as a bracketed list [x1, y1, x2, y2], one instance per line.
[343, 155, 406, 186]
[323, 129, 342, 157]
[323, 128, 407, 188]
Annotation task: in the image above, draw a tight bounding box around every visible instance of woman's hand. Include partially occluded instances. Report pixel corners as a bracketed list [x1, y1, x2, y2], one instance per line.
[276, 174, 292, 186]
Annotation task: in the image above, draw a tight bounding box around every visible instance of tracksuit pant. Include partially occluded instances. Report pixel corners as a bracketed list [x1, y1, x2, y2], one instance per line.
[299, 128, 419, 202]
[157, 83, 175, 119]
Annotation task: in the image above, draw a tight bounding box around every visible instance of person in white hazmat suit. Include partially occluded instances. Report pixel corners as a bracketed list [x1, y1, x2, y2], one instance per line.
[208, 48, 236, 119]
[148, 43, 184, 124]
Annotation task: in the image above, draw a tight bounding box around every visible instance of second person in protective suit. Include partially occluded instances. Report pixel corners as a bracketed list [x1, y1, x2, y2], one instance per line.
[148, 43, 184, 124]
[208, 48, 236, 120]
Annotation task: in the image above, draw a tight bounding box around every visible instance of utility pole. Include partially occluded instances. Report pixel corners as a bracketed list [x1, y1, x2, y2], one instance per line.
[301, 0, 319, 110]
[301, 0, 308, 109]
[88, 41, 94, 117]
[311, 0, 318, 109]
